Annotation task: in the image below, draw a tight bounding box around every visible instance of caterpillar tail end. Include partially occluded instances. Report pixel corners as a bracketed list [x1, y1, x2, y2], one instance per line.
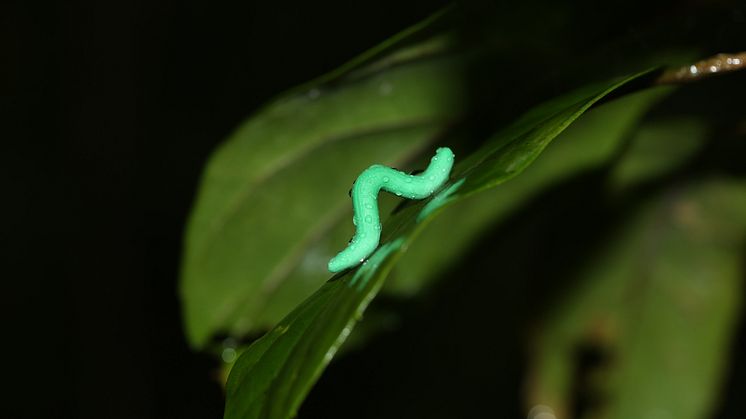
[328, 241, 372, 273]
[327, 255, 347, 273]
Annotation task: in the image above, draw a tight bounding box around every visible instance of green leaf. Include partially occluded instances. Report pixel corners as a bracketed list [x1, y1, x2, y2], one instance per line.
[526, 178, 746, 419]
[608, 116, 707, 191]
[223, 70, 654, 419]
[386, 86, 675, 295]
[180, 43, 468, 347]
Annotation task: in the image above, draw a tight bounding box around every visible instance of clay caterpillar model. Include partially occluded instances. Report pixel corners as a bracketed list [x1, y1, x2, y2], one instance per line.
[328, 147, 455, 273]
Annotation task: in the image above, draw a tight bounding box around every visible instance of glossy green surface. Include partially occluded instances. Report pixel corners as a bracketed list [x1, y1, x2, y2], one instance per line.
[328, 147, 454, 272]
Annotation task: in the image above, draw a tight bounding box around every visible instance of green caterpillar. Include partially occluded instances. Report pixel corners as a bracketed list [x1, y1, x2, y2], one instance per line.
[328, 147, 455, 273]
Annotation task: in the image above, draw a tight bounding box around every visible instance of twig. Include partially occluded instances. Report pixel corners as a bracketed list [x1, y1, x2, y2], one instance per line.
[655, 52, 746, 84]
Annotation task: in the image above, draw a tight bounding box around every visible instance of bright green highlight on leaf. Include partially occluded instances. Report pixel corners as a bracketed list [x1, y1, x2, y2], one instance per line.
[328, 147, 454, 272]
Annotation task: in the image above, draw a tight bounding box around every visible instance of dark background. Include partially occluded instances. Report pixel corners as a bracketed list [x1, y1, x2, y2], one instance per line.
[5, 0, 745, 418]
[5, 0, 448, 417]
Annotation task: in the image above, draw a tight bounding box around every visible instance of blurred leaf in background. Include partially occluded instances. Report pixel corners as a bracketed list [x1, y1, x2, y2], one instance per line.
[528, 179, 746, 419]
